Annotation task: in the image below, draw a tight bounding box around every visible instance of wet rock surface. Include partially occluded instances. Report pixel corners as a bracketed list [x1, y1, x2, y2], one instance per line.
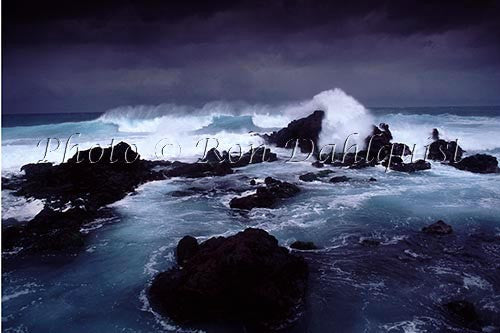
[383, 157, 431, 173]
[264, 110, 324, 153]
[290, 241, 319, 250]
[148, 228, 308, 328]
[229, 177, 300, 210]
[451, 154, 499, 174]
[329, 176, 351, 183]
[428, 129, 464, 162]
[3, 142, 164, 254]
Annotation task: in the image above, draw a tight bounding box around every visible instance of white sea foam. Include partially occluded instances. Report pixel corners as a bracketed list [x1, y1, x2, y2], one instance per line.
[3, 88, 500, 173]
[1, 191, 44, 221]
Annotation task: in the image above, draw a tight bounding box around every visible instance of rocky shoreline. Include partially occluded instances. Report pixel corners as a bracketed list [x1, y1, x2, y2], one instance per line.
[2, 110, 499, 330]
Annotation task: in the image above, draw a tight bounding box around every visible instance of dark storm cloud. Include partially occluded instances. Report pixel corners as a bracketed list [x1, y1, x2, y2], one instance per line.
[3, 0, 500, 113]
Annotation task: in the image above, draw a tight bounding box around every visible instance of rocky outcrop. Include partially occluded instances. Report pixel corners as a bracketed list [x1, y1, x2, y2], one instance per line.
[290, 241, 319, 250]
[3, 142, 166, 254]
[427, 129, 464, 162]
[364, 123, 412, 161]
[422, 220, 453, 235]
[176, 236, 199, 265]
[264, 110, 324, 153]
[2, 206, 95, 253]
[318, 123, 410, 169]
[329, 176, 351, 183]
[451, 154, 498, 174]
[299, 172, 319, 182]
[383, 157, 431, 173]
[16, 142, 165, 210]
[200, 147, 278, 167]
[163, 160, 233, 178]
[229, 177, 300, 210]
[148, 228, 308, 329]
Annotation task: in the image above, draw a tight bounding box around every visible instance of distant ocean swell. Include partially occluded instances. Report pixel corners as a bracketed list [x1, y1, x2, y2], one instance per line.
[2, 88, 500, 172]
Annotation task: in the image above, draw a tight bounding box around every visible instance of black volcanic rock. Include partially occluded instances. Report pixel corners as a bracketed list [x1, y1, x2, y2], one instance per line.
[329, 176, 351, 183]
[17, 142, 164, 210]
[451, 154, 498, 174]
[316, 169, 335, 177]
[164, 160, 233, 178]
[365, 123, 393, 153]
[176, 236, 200, 265]
[319, 151, 371, 168]
[427, 129, 464, 162]
[360, 238, 381, 246]
[299, 172, 319, 182]
[383, 157, 431, 173]
[264, 110, 324, 153]
[4, 143, 279, 255]
[229, 177, 300, 210]
[230, 146, 278, 167]
[299, 170, 334, 182]
[290, 241, 319, 250]
[148, 228, 308, 328]
[311, 160, 324, 168]
[422, 220, 453, 235]
[361, 123, 413, 163]
[200, 147, 277, 167]
[4, 142, 168, 254]
[444, 300, 481, 329]
[2, 207, 94, 253]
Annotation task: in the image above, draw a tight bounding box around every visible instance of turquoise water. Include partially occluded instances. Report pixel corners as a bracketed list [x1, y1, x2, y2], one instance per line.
[2, 102, 500, 332]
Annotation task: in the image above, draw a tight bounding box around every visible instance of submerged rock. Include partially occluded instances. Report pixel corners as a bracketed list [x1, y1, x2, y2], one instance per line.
[148, 228, 308, 328]
[229, 177, 300, 210]
[329, 176, 351, 183]
[264, 110, 324, 153]
[360, 238, 381, 246]
[451, 154, 498, 174]
[299, 169, 335, 182]
[316, 169, 335, 177]
[299, 172, 319, 182]
[422, 220, 453, 235]
[290, 241, 319, 250]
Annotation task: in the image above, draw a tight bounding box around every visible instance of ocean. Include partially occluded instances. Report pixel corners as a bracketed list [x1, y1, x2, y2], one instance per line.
[2, 89, 500, 332]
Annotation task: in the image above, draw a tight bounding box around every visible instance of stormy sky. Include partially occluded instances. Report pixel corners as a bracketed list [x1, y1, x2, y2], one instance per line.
[3, 0, 500, 114]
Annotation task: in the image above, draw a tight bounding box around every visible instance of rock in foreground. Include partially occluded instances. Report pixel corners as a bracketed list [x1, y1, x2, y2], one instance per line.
[148, 228, 308, 329]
